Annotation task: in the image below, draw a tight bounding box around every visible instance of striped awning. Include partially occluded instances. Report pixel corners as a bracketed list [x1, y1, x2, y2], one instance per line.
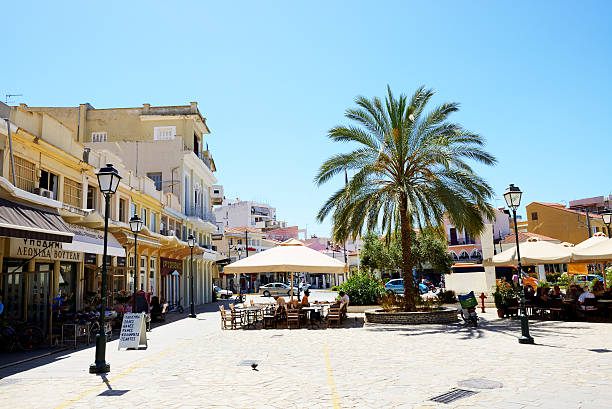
[0, 198, 73, 243]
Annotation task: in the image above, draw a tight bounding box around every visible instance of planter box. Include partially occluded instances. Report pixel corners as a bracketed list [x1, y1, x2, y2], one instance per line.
[365, 306, 458, 324]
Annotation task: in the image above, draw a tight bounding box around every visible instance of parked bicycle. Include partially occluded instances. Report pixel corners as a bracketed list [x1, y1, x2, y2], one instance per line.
[167, 299, 184, 313]
[0, 319, 45, 351]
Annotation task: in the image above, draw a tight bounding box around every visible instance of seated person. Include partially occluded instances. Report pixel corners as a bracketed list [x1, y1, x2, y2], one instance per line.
[550, 285, 563, 299]
[273, 295, 286, 312]
[524, 286, 536, 302]
[338, 291, 350, 306]
[150, 296, 163, 322]
[536, 287, 550, 304]
[592, 280, 605, 297]
[301, 290, 310, 306]
[577, 286, 595, 309]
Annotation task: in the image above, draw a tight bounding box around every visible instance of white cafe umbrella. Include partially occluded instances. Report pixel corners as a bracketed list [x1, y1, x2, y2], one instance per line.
[224, 238, 347, 300]
[485, 237, 572, 266]
[571, 238, 612, 262]
[573, 232, 608, 249]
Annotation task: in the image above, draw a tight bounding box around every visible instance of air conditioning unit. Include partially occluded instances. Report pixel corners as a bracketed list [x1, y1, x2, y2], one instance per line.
[34, 188, 54, 199]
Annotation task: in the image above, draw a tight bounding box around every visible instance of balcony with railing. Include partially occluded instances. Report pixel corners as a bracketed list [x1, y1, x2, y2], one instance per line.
[183, 147, 216, 173]
[186, 205, 217, 225]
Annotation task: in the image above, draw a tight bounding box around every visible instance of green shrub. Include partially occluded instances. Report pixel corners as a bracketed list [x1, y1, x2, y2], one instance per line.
[331, 286, 341, 292]
[436, 290, 457, 304]
[546, 272, 561, 283]
[339, 272, 385, 306]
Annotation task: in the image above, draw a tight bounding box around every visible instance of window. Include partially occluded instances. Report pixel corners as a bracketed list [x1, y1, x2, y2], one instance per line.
[87, 185, 96, 209]
[150, 212, 157, 232]
[130, 203, 136, 217]
[182, 225, 187, 240]
[237, 239, 243, 245]
[39, 170, 58, 199]
[140, 257, 145, 268]
[154, 126, 176, 140]
[63, 178, 81, 208]
[141, 208, 147, 226]
[119, 198, 126, 222]
[531, 212, 538, 221]
[147, 172, 162, 191]
[91, 132, 107, 142]
[229, 238, 233, 245]
[9, 156, 36, 192]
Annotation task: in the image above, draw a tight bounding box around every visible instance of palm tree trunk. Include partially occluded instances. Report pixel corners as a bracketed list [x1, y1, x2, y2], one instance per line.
[399, 194, 417, 311]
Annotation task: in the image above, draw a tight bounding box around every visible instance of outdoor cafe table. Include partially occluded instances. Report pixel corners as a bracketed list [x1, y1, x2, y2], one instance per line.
[235, 306, 263, 329]
[301, 306, 324, 329]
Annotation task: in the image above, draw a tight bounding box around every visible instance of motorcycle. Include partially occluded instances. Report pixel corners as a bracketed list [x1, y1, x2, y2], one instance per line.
[458, 291, 479, 327]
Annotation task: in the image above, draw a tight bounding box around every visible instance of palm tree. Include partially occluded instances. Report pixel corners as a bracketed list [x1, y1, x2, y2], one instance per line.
[315, 86, 496, 311]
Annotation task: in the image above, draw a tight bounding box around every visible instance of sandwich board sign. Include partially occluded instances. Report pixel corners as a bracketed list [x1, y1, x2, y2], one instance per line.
[118, 313, 148, 350]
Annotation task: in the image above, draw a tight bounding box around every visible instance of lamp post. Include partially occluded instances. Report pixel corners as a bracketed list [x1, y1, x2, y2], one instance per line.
[602, 211, 611, 290]
[187, 234, 196, 318]
[602, 211, 612, 238]
[90, 164, 121, 374]
[504, 184, 534, 345]
[129, 215, 143, 312]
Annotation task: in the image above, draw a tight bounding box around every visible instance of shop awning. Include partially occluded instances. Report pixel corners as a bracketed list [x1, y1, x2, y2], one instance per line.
[0, 198, 73, 243]
[62, 224, 125, 257]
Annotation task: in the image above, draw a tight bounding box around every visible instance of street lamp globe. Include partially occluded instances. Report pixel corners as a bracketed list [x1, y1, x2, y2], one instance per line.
[602, 211, 612, 227]
[187, 234, 196, 248]
[129, 215, 143, 233]
[97, 163, 121, 195]
[504, 184, 522, 210]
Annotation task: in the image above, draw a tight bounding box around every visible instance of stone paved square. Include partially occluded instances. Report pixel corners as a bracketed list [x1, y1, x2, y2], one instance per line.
[1, 301, 611, 408]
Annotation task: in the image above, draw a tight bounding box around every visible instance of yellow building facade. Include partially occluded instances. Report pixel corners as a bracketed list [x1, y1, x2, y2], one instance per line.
[526, 202, 606, 244]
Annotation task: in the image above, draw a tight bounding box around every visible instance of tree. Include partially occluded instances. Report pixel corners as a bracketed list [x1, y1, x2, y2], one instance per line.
[411, 233, 454, 278]
[359, 232, 401, 275]
[315, 86, 495, 311]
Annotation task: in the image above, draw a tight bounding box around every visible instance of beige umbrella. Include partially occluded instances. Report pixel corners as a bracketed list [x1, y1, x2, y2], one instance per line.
[573, 232, 608, 249]
[485, 237, 572, 266]
[571, 238, 612, 262]
[224, 238, 347, 300]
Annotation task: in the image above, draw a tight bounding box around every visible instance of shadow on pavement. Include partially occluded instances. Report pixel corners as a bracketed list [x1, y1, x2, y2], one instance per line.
[364, 316, 597, 344]
[0, 301, 229, 378]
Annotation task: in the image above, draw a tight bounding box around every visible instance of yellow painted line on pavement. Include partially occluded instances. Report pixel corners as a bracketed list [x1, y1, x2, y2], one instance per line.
[55, 339, 192, 409]
[323, 343, 341, 409]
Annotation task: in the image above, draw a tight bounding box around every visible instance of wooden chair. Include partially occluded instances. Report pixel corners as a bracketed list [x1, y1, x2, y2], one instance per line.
[263, 307, 277, 329]
[219, 306, 235, 329]
[327, 307, 341, 328]
[287, 308, 300, 329]
[228, 303, 243, 327]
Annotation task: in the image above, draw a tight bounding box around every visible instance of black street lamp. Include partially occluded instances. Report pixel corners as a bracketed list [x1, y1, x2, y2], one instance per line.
[602, 211, 612, 238]
[129, 215, 143, 312]
[504, 183, 534, 345]
[603, 211, 612, 290]
[90, 164, 121, 374]
[187, 234, 196, 318]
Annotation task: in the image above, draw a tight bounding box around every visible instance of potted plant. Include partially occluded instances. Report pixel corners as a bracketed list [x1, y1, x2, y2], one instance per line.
[493, 285, 505, 318]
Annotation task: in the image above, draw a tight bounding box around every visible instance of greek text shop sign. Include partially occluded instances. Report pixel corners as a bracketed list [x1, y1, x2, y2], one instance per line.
[10, 238, 82, 262]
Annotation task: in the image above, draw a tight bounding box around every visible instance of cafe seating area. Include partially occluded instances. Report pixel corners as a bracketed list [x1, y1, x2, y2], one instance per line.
[219, 300, 350, 330]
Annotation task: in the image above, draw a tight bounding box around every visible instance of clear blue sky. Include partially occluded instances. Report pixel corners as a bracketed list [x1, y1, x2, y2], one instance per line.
[3, 1, 611, 237]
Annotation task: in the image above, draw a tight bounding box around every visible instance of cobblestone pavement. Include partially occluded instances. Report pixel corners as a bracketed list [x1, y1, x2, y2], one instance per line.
[0, 305, 611, 409]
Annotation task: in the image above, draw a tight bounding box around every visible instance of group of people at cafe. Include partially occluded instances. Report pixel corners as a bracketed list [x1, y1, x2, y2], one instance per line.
[521, 280, 612, 319]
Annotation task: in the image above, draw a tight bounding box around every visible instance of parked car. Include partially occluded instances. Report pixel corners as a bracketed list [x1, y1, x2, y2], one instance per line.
[214, 286, 233, 299]
[574, 274, 604, 283]
[384, 279, 429, 295]
[299, 282, 311, 291]
[259, 283, 296, 297]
